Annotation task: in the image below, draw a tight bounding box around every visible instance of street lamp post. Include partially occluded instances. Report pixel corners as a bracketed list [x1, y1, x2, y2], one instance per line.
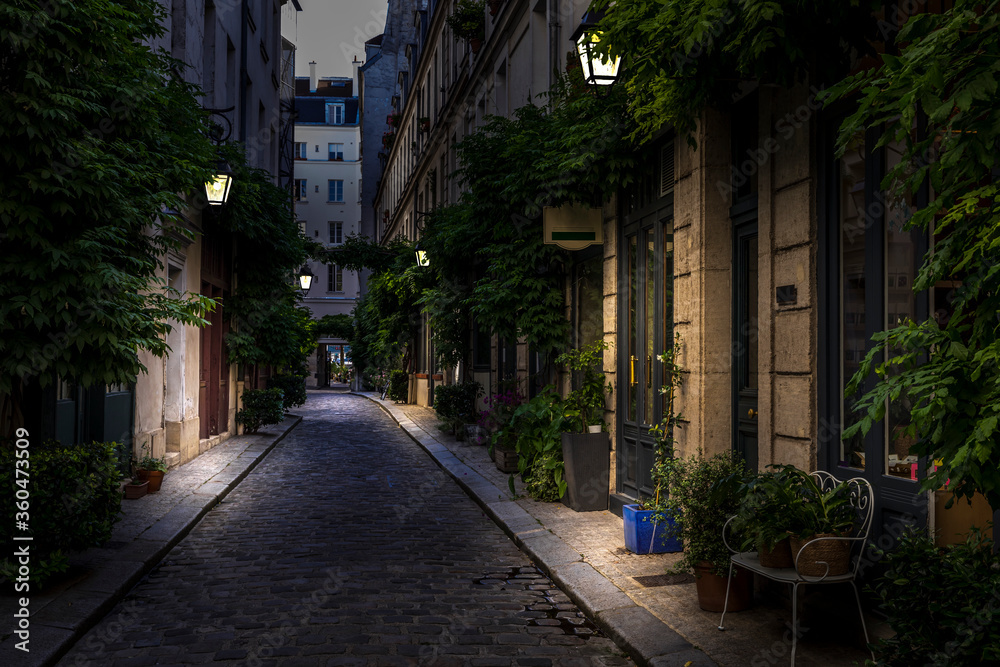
[205, 157, 235, 205]
[415, 242, 430, 267]
[297, 264, 315, 294]
[570, 9, 621, 90]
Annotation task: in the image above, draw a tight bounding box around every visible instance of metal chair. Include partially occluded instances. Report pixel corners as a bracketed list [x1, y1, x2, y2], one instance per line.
[717, 471, 876, 666]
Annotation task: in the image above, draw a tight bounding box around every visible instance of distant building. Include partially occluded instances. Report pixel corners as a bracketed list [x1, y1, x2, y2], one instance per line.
[294, 65, 363, 387]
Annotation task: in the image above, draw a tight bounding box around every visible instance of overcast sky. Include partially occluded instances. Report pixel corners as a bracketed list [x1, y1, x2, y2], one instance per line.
[286, 0, 390, 79]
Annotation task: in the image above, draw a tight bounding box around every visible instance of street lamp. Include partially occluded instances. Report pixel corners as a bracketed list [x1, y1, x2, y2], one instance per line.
[415, 242, 429, 267]
[205, 157, 235, 205]
[570, 9, 621, 90]
[297, 264, 315, 293]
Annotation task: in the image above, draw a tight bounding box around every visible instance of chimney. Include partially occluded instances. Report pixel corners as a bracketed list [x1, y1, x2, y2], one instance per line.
[308, 61, 318, 93]
[352, 55, 361, 98]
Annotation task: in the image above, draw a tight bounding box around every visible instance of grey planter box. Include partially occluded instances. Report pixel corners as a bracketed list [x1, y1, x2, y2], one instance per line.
[560, 431, 610, 512]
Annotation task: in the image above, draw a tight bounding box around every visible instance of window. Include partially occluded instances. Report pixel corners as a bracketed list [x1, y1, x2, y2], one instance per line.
[329, 221, 343, 245]
[294, 142, 306, 159]
[328, 180, 344, 202]
[294, 179, 306, 201]
[327, 264, 343, 292]
[326, 103, 345, 125]
[328, 143, 344, 161]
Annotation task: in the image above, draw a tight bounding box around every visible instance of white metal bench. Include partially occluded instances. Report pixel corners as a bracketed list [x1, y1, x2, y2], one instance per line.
[717, 471, 876, 666]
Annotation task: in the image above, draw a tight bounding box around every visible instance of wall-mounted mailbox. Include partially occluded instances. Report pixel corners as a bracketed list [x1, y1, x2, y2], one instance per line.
[776, 284, 797, 306]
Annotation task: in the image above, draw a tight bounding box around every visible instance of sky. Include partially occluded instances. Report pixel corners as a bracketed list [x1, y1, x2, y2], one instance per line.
[286, 0, 390, 79]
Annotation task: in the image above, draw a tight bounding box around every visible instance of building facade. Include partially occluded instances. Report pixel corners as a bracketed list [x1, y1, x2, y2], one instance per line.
[360, 0, 996, 547]
[294, 69, 364, 387]
[40, 0, 300, 469]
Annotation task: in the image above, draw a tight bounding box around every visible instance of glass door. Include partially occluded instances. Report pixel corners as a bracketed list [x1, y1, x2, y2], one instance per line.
[618, 217, 673, 501]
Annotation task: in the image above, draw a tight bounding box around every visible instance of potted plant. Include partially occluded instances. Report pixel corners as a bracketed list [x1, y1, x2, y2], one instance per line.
[418, 116, 431, 132]
[624, 336, 683, 552]
[487, 0, 502, 16]
[134, 443, 168, 493]
[730, 466, 802, 568]
[557, 340, 613, 511]
[479, 385, 524, 466]
[782, 466, 857, 576]
[446, 0, 485, 52]
[124, 479, 149, 499]
[667, 450, 752, 612]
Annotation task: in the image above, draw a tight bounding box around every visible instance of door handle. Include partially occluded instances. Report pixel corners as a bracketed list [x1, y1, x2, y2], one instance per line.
[630, 355, 637, 386]
[748, 408, 757, 419]
[646, 355, 652, 388]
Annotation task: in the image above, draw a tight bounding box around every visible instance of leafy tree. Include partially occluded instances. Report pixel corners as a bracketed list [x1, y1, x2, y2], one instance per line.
[592, 0, 879, 142]
[830, 1, 1000, 513]
[216, 144, 319, 373]
[315, 314, 354, 341]
[0, 0, 217, 433]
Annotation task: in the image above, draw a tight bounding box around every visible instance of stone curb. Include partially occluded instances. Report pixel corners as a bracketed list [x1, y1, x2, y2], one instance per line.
[0, 416, 302, 667]
[353, 392, 717, 667]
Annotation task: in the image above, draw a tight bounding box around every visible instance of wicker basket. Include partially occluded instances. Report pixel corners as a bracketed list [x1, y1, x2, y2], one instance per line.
[758, 537, 794, 569]
[789, 533, 851, 577]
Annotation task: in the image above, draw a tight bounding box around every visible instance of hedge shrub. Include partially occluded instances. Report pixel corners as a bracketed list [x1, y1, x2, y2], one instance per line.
[0, 439, 123, 587]
[387, 369, 409, 402]
[236, 388, 285, 434]
[268, 373, 307, 409]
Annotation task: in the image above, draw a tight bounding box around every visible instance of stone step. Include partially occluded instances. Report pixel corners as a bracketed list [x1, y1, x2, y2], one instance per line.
[164, 451, 181, 470]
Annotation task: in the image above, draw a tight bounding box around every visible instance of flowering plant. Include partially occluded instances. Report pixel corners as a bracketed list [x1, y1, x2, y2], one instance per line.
[477, 383, 525, 435]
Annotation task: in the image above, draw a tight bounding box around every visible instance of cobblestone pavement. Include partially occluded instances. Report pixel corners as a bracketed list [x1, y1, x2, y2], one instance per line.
[58, 393, 633, 667]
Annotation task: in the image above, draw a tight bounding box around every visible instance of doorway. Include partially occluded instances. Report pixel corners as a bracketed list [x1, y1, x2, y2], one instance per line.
[733, 219, 759, 471]
[615, 216, 673, 506]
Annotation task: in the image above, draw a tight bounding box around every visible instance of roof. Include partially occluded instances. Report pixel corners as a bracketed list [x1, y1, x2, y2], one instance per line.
[295, 77, 353, 97]
[295, 97, 360, 125]
[365, 34, 383, 46]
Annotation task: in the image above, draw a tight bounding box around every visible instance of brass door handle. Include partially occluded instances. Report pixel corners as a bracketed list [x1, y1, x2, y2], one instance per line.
[748, 408, 757, 419]
[646, 355, 652, 388]
[630, 355, 637, 386]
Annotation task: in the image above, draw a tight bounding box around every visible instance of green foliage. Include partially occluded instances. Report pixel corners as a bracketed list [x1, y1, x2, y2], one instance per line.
[643, 334, 684, 520]
[593, 0, 878, 143]
[315, 314, 354, 341]
[827, 0, 1000, 513]
[341, 236, 426, 379]
[867, 528, 1000, 666]
[268, 372, 307, 410]
[387, 369, 409, 402]
[236, 388, 285, 434]
[217, 144, 318, 371]
[135, 442, 167, 473]
[0, 440, 122, 586]
[556, 340, 612, 432]
[433, 381, 483, 431]
[507, 388, 576, 501]
[0, 0, 219, 402]
[445, 0, 485, 40]
[730, 466, 804, 552]
[666, 451, 747, 576]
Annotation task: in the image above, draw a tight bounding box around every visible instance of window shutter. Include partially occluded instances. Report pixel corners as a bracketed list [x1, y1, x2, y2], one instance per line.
[659, 141, 675, 197]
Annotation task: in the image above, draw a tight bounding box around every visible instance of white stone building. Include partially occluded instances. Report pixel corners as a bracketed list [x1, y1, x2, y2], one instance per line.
[294, 67, 363, 386]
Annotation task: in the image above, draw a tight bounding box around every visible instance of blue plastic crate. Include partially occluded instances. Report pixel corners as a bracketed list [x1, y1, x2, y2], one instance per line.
[623, 504, 682, 554]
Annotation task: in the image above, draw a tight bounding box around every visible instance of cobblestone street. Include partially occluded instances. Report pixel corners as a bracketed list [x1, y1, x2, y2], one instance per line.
[57, 393, 632, 667]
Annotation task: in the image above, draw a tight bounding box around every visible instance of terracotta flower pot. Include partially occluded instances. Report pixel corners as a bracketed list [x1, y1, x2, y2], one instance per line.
[693, 562, 753, 612]
[469, 37, 482, 54]
[124, 480, 148, 499]
[136, 469, 164, 493]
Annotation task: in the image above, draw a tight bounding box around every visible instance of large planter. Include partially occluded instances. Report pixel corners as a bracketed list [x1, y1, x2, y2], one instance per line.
[136, 469, 164, 493]
[560, 432, 610, 512]
[693, 562, 753, 612]
[789, 533, 851, 577]
[758, 537, 794, 569]
[622, 504, 682, 554]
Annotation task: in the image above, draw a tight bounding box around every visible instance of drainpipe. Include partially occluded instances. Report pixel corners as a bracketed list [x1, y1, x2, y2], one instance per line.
[239, 0, 248, 142]
[548, 0, 560, 91]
